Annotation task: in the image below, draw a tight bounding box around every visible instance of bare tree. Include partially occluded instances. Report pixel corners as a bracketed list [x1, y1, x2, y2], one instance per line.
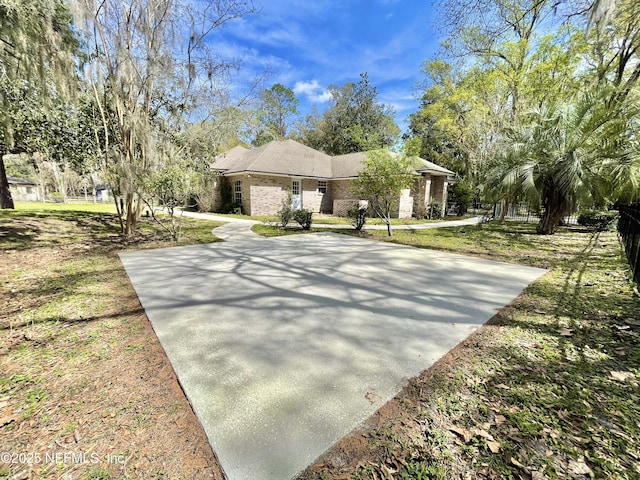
[79, 0, 258, 235]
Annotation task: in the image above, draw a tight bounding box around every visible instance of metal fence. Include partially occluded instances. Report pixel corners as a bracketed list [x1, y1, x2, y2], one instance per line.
[490, 202, 578, 224]
[618, 204, 640, 288]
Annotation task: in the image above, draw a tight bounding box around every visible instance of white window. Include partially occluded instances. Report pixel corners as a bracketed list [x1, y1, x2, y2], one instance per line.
[292, 180, 300, 196]
[234, 180, 242, 204]
[318, 180, 327, 194]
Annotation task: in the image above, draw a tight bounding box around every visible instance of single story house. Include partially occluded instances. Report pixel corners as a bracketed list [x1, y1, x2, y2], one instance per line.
[211, 139, 454, 218]
[8, 176, 40, 202]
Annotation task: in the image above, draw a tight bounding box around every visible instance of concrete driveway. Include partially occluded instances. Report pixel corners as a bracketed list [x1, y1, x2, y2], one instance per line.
[120, 230, 546, 480]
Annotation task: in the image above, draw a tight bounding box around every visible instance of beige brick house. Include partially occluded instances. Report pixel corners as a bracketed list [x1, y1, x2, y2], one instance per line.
[211, 139, 454, 218]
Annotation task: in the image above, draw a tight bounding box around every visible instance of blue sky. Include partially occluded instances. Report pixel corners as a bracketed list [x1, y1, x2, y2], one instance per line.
[212, 0, 441, 132]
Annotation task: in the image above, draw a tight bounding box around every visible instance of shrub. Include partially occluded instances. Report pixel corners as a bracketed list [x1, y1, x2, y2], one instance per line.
[577, 210, 618, 231]
[277, 193, 294, 228]
[348, 205, 368, 231]
[293, 209, 313, 230]
[414, 202, 428, 220]
[450, 180, 473, 215]
[219, 202, 241, 214]
[49, 192, 64, 203]
[428, 202, 443, 219]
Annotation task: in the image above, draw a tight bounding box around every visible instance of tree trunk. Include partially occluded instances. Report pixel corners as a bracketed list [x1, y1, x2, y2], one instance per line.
[537, 188, 570, 235]
[124, 194, 136, 236]
[0, 151, 15, 209]
[386, 221, 392, 237]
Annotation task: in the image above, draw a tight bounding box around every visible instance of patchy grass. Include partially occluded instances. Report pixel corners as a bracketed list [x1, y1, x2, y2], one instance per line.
[309, 214, 451, 226]
[298, 221, 640, 480]
[352, 221, 562, 268]
[1, 207, 224, 479]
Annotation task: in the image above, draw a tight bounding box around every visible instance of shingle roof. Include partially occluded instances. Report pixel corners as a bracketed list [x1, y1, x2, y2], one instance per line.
[213, 139, 332, 178]
[211, 145, 250, 171]
[331, 152, 369, 178]
[213, 140, 455, 179]
[331, 153, 455, 178]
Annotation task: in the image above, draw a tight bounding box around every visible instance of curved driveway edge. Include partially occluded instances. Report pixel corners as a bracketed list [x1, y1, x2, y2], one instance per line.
[120, 222, 546, 480]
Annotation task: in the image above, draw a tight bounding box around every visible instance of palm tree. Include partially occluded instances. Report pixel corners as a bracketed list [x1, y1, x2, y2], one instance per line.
[490, 89, 639, 234]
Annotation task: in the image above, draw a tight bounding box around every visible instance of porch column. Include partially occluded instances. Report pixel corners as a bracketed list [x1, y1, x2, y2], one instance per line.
[424, 176, 432, 206]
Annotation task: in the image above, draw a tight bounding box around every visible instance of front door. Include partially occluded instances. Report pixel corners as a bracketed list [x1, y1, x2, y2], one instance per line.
[291, 179, 301, 210]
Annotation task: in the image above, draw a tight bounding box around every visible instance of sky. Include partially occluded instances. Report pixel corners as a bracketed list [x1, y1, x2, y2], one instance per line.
[210, 0, 442, 132]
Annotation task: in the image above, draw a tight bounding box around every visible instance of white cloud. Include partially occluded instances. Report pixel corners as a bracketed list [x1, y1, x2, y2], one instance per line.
[293, 80, 332, 103]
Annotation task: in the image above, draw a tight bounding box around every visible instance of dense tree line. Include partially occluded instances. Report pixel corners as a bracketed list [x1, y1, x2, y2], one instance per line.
[407, 0, 639, 233]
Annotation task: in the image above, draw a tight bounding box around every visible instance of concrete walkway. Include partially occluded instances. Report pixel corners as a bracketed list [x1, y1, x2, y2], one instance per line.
[120, 216, 546, 480]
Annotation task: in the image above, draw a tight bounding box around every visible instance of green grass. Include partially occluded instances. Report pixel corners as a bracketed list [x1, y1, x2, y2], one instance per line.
[1, 207, 222, 332]
[251, 224, 324, 237]
[350, 221, 558, 267]
[310, 214, 471, 226]
[299, 221, 640, 479]
[14, 201, 118, 213]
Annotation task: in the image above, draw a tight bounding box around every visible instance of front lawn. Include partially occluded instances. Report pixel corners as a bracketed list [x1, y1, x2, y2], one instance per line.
[0, 206, 224, 479]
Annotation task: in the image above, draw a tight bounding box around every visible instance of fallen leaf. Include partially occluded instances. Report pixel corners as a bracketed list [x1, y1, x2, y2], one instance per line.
[472, 428, 495, 441]
[557, 328, 573, 336]
[496, 383, 511, 390]
[532, 471, 546, 480]
[487, 441, 501, 453]
[510, 456, 526, 469]
[494, 414, 507, 425]
[610, 371, 635, 382]
[380, 464, 396, 479]
[450, 426, 473, 443]
[534, 310, 546, 315]
[625, 318, 640, 326]
[568, 459, 593, 475]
